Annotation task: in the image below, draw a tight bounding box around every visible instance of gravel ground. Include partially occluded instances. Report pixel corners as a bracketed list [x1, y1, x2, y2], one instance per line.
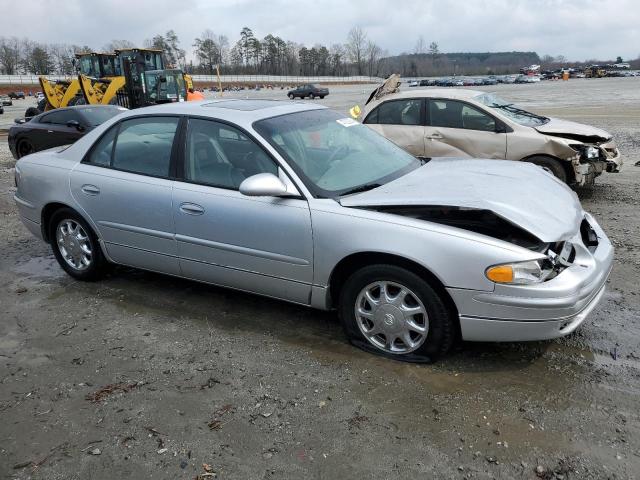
[1, 78, 639, 479]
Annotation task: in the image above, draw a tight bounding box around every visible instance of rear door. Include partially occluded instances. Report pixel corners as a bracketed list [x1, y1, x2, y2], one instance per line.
[69, 115, 181, 275]
[424, 99, 507, 159]
[363, 98, 426, 158]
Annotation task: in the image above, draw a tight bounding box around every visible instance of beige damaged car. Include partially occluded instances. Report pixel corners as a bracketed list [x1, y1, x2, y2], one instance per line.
[361, 85, 621, 186]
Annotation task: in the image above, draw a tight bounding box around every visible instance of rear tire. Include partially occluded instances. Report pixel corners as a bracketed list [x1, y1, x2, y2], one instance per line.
[339, 264, 455, 362]
[288, 93, 294, 99]
[16, 138, 35, 158]
[526, 156, 568, 183]
[49, 208, 107, 281]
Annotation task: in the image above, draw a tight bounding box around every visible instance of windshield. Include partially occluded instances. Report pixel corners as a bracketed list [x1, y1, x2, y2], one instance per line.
[254, 109, 421, 198]
[474, 93, 549, 127]
[78, 106, 127, 126]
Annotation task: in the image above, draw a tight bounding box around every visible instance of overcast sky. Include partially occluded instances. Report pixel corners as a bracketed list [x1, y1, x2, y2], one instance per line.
[2, 0, 639, 61]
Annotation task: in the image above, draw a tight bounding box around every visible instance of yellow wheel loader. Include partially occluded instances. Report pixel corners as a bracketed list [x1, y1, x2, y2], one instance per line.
[79, 48, 189, 108]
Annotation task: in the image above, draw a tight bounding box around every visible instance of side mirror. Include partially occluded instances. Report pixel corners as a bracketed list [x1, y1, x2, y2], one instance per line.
[67, 120, 85, 131]
[239, 173, 288, 197]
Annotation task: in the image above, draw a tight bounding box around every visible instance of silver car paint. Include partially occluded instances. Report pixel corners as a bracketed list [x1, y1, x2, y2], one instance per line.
[14, 100, 614, 343]
[340, 157, 582, 243]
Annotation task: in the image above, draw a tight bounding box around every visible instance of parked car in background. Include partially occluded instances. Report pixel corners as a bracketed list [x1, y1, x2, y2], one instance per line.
[14, 99, 613, 361]
[1, 95, 13, 106]
[287, 84, 329, 99]
[0, 104, 3, 115]
[408, 80, 419, 87]
[362, 88, 621, 186]
[515, 75, 541, 84]
[8, 105, 127, 159]
[8, 91, 26, 99]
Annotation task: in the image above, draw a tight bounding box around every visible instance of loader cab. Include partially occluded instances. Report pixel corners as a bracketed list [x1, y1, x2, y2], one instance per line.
[143, 69, 187, 103]
[75, 53, 119, 78]
[115, 48, 164, 73]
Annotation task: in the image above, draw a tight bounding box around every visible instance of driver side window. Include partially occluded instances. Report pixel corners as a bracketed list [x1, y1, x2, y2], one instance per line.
[184, 118, 277, 190]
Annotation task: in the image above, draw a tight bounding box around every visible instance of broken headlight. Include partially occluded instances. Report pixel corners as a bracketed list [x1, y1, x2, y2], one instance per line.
[486, 242, 573, 285]
[571, 144, 600, 162]
[485, 259, 554, 285]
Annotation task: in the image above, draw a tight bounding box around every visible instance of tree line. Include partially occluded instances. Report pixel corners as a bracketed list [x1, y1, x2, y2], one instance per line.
[0, 27, 386, 77]
[1, 28, 637, 78]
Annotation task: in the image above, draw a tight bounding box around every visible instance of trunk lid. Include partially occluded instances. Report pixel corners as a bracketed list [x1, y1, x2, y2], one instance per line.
[339, 158, 583, 242]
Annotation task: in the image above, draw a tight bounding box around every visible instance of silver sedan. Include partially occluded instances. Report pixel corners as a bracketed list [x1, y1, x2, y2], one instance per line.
[14, 99, 613, 361]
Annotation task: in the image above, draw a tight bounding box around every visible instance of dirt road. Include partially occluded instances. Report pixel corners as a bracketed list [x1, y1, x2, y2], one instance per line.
[1, 78, 639, 479]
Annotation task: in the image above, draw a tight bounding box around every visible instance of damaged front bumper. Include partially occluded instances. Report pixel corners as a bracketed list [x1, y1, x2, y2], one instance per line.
[571, 140, 622, 186]
[447, 213, 613, 342]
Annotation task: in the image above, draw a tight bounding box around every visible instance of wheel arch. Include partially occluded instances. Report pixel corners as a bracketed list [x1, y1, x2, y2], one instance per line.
[520, 153, 575, 184]
[41, 202, 100, 246]
[327, 252, 460, 334]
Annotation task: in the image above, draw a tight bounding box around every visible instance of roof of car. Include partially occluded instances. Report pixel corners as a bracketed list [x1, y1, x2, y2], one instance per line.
[385, 88, 485, 100]
[364, 87, 487, 112]
[118, 99, 327, 127]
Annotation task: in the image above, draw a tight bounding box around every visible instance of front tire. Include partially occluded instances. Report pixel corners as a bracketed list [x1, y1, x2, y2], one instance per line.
[526, 156, 568, 183]
[49, 208, 107, 281]
[288, 93, 294, 99]
[339, 264, 455, 361]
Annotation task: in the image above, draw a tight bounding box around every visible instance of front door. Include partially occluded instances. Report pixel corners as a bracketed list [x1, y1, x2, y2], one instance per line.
[424, 99, 507, 159]
[173, 118, 314, 304]
[70, 115, 181, 275]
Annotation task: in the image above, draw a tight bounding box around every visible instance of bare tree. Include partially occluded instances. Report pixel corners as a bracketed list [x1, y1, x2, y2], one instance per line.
[345, 26, 367, 75]
[0, 37, 21, 74]
[103, 39, 136, 52]
[365, 40, 382, 77]
[414, 36, 427, 55]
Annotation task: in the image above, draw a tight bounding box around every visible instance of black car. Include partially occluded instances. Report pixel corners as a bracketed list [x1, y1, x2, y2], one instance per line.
[287, 84, 329, 99]
[8, 91, 25, 99]
[8, 105, 127, 159]
[0, 104, 3, 115]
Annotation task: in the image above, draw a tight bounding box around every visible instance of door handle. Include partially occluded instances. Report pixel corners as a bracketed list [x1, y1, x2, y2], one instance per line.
[81, 184, 100, 195]
[179, 203, 205, 215]
[426, 133, 443, 140]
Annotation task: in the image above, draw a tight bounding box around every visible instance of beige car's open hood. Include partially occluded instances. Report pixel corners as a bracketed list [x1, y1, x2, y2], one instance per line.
[535, 118, 611, 142]
[340, 158, 583, 243]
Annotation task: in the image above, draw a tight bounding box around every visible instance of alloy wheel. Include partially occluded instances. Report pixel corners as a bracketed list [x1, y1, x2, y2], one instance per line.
[56, 219, 93, 271]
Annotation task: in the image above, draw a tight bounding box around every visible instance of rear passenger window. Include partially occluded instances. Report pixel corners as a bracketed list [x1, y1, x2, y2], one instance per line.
[112, 117, 179, 177]
[365, 99, 422, 126]
[87, 126, 117, 166]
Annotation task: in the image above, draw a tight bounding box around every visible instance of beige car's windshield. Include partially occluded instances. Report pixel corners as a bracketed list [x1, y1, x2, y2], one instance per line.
[475, 93, 549, 127]
[255, 109, 421, 198]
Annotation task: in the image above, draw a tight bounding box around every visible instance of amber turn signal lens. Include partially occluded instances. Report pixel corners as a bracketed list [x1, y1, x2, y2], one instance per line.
[486, 265, 514, 283]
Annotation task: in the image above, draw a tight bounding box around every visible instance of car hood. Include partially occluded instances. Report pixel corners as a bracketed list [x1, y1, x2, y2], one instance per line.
[339, 158, 583, 242]
[535, 117, 611, 142]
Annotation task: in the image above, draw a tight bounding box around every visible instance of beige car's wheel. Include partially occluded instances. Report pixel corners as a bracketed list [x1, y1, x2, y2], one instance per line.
[526, 156, 568, 183]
